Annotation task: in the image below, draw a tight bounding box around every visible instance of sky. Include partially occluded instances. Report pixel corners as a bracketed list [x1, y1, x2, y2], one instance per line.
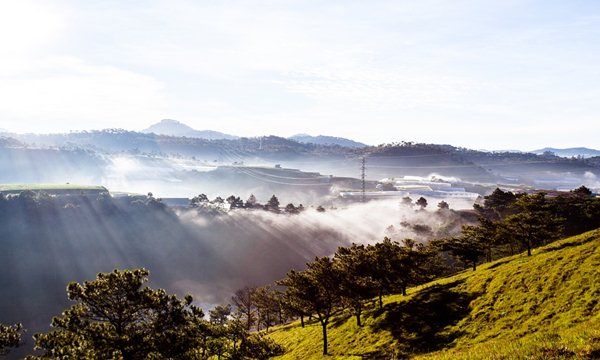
[0, 0, 599, 150]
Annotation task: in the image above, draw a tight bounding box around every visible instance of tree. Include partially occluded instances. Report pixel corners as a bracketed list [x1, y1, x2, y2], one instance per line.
[226, 195, 244, 209]
[212, 196, 224, 204]
[233, 334, 284, 359]
[334, 244, 377, 326]
[503, 193, 564, 256]
[210, 304, 232, 326]
[251, 286, 279, 332]
[232, 287, 256, 331]
[284, 203, 299, 214]
[190, 193, 209, 207]
[0, 322, 23, 355]
[473, 218, 502, 262]
[245, 194, 258, 208]
[474, 188, 518, 220]
[366, 238, 415, 308]
[266, 195, 280, 212]
[416, 197, 428, 209]
[278, 257, 343, 355]
[406, 240, 446, 285]
[437, 200, 450, 210]
[572, 185, 593, 198]
[433, 229, 486, 271]
[279, 293, 309, 328]
[212, 196, 226, 210]
[27, 268, 207, 360]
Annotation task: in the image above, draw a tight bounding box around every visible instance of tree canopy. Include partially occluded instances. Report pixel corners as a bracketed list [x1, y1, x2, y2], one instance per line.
[27, 269, 207, 360]
[0, 322, 23, 356]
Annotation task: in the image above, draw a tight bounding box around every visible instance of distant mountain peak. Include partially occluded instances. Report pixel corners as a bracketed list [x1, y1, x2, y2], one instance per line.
[158, 118, 182, 124]
[143, 119, 238, 140]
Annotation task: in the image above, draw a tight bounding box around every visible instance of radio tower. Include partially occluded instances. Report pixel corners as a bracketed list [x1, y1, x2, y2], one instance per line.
[361, 156, 366, 202]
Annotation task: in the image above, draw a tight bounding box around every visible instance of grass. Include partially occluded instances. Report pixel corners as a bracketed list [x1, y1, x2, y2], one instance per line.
[267, 229, 600, 359]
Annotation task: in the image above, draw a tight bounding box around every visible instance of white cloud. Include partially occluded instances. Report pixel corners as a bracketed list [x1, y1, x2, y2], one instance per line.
[0, 0, 599, 149]
[0, 57, 166, 132]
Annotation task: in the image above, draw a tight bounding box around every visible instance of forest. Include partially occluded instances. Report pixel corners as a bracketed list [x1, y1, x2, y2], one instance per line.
[1, 186, 599, 358]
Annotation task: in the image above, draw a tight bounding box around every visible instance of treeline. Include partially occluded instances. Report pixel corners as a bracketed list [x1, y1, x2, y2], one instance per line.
[224, 186, 600, 355]
[433, 186, 600, 270]
[0, 190, 169, 217]
[0, 269, 283, 359]
[3, 186, 599, 357]
[215, 239, 444, 356]
[190, 193, 308, 214]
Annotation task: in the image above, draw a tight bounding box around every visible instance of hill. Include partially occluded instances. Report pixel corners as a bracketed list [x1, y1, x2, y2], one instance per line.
[531, 147, 600, 159]
[289, 134, 367, 148]
[4, 131, 600, 187]
[142, 119, 238, 140]
[268, 229, 600, 359]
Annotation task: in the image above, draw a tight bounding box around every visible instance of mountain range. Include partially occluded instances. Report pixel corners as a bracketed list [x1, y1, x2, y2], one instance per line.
[143, 119, 367, 148]
[531, 147, 600, 158]
[142, 119, 238, 140]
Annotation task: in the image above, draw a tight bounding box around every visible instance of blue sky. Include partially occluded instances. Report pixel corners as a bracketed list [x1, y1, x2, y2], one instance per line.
[0, 0, 599, 150]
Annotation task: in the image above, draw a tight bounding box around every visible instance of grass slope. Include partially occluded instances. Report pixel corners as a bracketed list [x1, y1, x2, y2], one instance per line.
[268, 229, 600, 359]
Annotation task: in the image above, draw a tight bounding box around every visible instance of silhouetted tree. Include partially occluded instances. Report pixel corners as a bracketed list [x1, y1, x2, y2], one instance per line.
[245, 194, 258, 208]
[226, 195, 244, 209]
[0, 322, 23, 355]
[252, 286, 280, 332]
[190, 193, 209, 207]
[437, 200, 450, 210]
[27, 269, 207, 360]
[279, 257, 343, 355]
[572, 185, 592, 198]
[266, 195, 280, 212]
[232, 287, 256, 331]
[284, 203, 299, 214]
[416, 197, 428, 209]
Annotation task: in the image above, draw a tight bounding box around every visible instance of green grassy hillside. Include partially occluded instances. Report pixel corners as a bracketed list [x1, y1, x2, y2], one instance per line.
[268, 229, 600, 359]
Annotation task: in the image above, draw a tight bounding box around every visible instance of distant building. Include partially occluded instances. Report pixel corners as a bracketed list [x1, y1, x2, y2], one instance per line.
[362, 175, 481, 200]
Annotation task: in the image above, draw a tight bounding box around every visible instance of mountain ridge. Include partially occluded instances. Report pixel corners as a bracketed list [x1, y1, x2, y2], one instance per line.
[531, 147, 600, 158]
[142, 119, 238, 140]
[289, 133, 367, 148]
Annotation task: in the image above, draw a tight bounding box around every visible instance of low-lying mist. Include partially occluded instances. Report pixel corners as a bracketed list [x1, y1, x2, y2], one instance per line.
[0, 194, 472, 353]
